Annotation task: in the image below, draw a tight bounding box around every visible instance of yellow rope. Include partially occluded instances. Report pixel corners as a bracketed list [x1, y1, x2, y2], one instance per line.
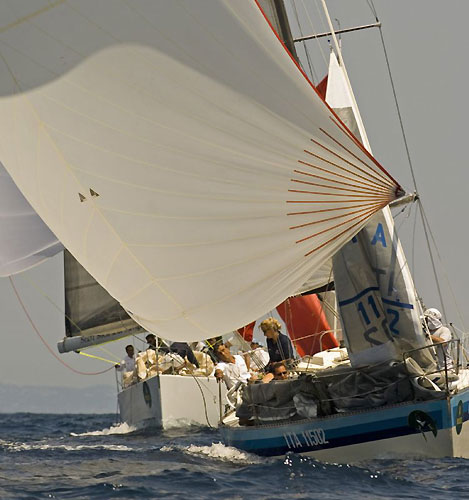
[77, 351, 117, 365]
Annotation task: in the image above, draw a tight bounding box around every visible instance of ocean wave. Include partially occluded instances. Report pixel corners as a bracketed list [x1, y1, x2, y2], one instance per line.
[1, 441, 134, 452]
[161, 441, 265, 464]
[70, 422, 137, 436]
[162, 418, 208, 430]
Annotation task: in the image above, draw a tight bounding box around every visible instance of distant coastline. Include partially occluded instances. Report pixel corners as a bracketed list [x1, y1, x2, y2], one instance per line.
[0, 384, 116, 413]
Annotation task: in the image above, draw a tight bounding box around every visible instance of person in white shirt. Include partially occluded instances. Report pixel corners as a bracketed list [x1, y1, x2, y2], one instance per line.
[424, 308, 454, 371]
[214, 343, 251, 389]
[115, 345, 136, 373]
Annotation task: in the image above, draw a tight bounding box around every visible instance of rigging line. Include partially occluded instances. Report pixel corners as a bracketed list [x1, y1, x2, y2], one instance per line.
[418, 202, 466, 329]
[13, 271, 85, 336]
[290, 0, 318, 83]
[368, 1, 419, 194]
[416, 200, 446, 319]
[11, 269, 135, 351]
[290, 0, 330, 81]
[8, 276, 113, 376]
[115, 370, 122, 422]
[96, 344, 121, 362]
[411, 200, 418, 282]
[77, 351, 117, 365]
[366, 0, 379, 23]
[187, 372, 213, 428]
[310, 0, 332, 68]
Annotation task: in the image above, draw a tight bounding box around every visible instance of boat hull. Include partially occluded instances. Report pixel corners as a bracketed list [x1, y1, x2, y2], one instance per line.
[118, 374, 224, 429]
[220, 388, 469, 461]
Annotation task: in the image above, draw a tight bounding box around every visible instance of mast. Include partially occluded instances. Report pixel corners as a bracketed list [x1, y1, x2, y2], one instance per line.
[319, 0, 369, 150]
[313, 1, 431, 366]
[258, 0, 299, 61]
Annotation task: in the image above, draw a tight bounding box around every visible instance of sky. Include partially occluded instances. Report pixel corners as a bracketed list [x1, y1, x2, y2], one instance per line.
[0, 1, 467, 402]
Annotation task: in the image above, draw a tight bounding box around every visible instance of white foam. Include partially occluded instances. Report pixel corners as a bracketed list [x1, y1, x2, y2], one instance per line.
[70, 422, 137, 436]
[162, 418, 202, 430]
[3, 441, 134, 452]
[160, 441, 264, 464]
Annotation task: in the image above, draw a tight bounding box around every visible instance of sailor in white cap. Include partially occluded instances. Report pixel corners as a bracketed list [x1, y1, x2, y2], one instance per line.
[424, 308, 454, 371]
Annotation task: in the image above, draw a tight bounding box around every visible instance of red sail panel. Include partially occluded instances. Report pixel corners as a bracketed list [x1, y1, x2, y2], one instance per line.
[277, 295, 337, 356]
[238, 321, 256, 342]
[316, 74, 328, 100]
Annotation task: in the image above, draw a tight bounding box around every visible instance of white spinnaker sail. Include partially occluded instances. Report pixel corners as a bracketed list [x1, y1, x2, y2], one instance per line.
[0, 162, 62, 276]
[0, 1, 401, 341]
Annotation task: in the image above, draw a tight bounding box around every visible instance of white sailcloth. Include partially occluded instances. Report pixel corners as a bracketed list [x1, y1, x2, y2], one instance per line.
[0, 162, 62, 276]
[326, 52, 429, 366]
[0, 1, 401, 341]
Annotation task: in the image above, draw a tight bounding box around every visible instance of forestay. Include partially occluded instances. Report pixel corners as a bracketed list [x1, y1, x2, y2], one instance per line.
[0, 1, 401, 341]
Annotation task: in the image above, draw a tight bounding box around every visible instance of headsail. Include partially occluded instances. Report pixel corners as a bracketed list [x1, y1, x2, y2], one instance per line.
[325, 52, 429, 366]
[0, 162, 62, 276]
[0, 1, 401, 341]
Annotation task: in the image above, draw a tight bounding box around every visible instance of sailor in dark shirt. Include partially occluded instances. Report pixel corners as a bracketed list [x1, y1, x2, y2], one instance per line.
[260, 317, 295, 365]
[203, 336, 224, 363]
[170, 342, 200, 368]
[145, 333, 169, 354]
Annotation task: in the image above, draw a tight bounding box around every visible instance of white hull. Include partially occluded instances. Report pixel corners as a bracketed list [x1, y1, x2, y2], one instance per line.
[302, 426, 460, 463]
[118, 374, 225, 429]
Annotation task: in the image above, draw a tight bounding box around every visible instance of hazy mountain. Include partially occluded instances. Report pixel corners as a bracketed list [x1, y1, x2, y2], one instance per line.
[0, 384, 117, 413]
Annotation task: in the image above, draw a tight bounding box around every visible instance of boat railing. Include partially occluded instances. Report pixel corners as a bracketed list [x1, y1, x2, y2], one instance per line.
[450, 325, 469, 365]
[288, 328, 343, 355]
[402, 339, 460, 395]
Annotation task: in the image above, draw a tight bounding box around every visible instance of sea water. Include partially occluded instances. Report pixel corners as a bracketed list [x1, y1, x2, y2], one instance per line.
[0, 413, 468, 499]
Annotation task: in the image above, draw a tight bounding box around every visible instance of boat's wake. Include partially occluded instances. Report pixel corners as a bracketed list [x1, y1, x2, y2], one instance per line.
[160, 441, 265, 464]
[71, 422, 137, 437]
[162, 418, 208, 430]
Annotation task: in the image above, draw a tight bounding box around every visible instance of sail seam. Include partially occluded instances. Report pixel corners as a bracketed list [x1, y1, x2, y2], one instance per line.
[294, 160, 386, 189]
[297, 205, 382, 245]
[303, 206, 386, 256]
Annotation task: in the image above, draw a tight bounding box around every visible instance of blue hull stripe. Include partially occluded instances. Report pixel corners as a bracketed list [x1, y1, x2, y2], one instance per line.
[222, 390, 469, 457]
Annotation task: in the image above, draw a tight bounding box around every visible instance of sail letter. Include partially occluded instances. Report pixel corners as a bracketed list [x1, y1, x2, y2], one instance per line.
[371, 223, 387, 247]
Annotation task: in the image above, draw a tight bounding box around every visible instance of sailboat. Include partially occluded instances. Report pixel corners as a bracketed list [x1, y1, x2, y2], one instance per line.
[1, 0, 465, 457]
[219, 3, 469, 461]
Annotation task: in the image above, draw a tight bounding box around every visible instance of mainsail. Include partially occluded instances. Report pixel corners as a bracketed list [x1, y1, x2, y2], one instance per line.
[325, 52, 429, 366]
[0, 1, 402, 341]
[57, 250, 143, 353]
